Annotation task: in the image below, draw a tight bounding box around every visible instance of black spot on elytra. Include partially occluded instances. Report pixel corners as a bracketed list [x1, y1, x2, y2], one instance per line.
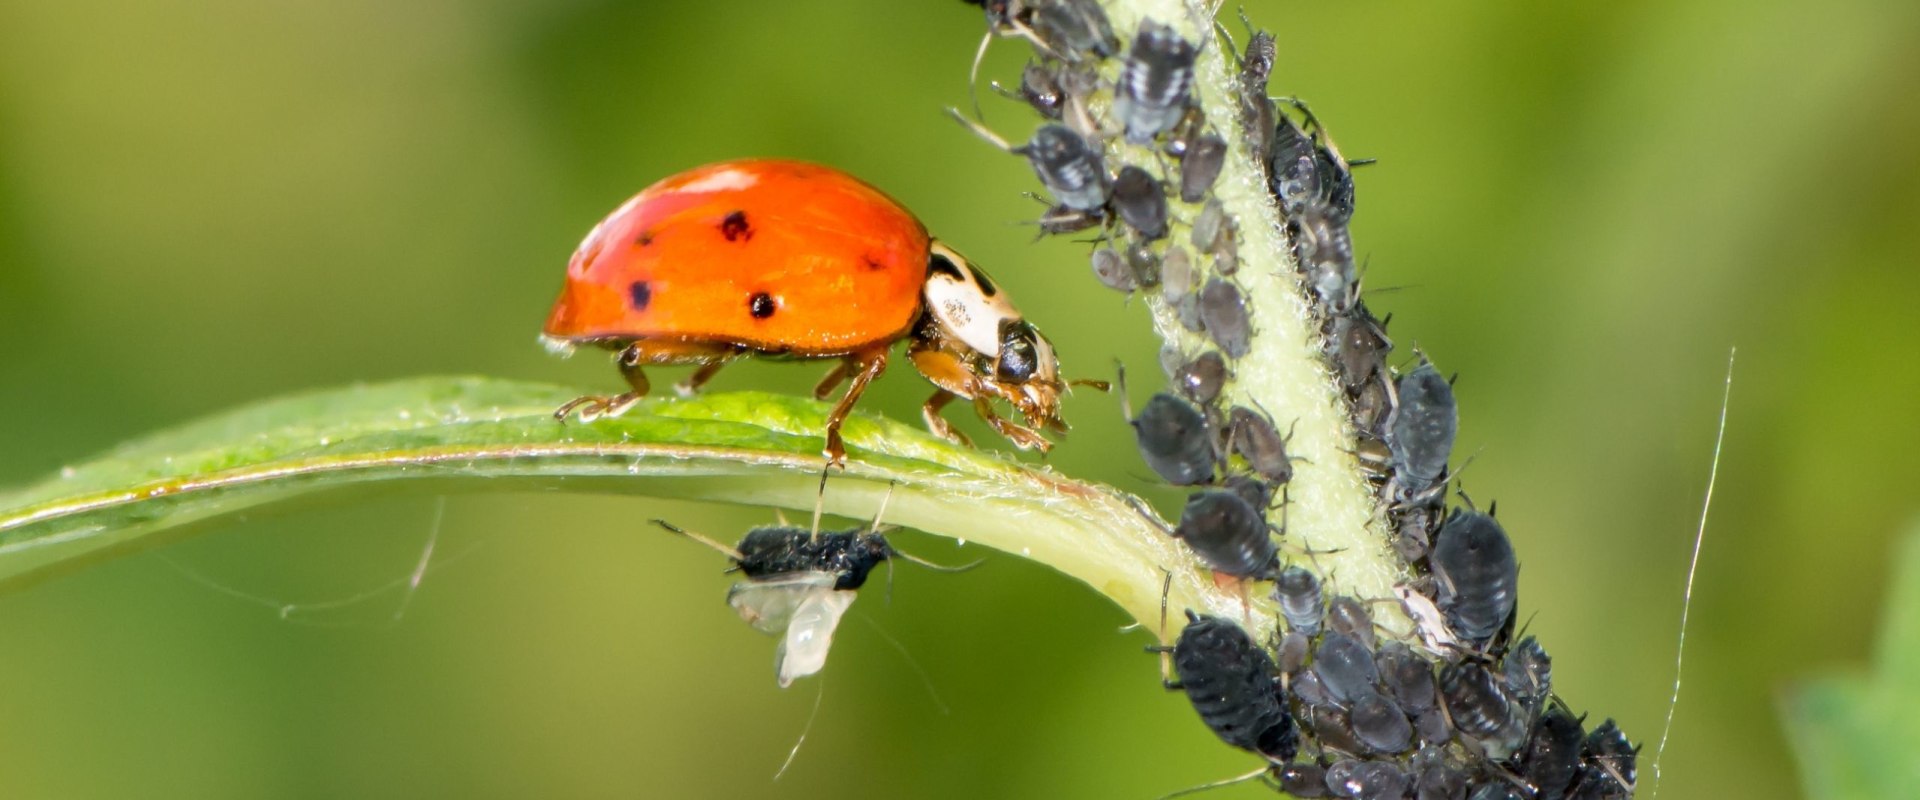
[748, 292, 777, 319]
[720, 211, 752, 242]
[635, 230, 654, 247]
[929, 253, 965, 281]
[863, 255, 886, 272]
[967, 263, 999, 297]
[628, 281, 652, 310]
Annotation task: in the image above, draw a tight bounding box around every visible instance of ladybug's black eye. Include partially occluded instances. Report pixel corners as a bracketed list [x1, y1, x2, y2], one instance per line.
[995, 319, 1040, 383]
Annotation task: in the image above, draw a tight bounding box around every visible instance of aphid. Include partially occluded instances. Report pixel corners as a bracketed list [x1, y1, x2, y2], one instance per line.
[1191, 198, 1228, 254]
[1090, 247, 1136, 293]
[1113, 20, 1199, 145]
[1268, 111, 1321, 216]
[543, 159, 1073, 465]
[1292, 667, 1334, 708]
[1273, 565, 1325, 635]
[1430, 510, 1519, 648]
[1523, 704, 1587, 800]
[1295, 100, 1359, 225]
[1119, 365, 1217, 485]
[1387, 361, 1459, 500]
[1010, 61, 1066, 119]
[1438, 661, 1528, 759]
[1392, 505, 1437, 564]
[1277, 629, 1311, 676]
[1198, 277, 1252, 358]
[1312, 631, 1380, 705]
[1326, 594, 1376, 650]
[1412, 753, 1468, 800]
[1159, 611, 1297, 761]
[1330, 305, 1393, 395]
[1126, 241, 1161, 286]
[914, 243, 1080, 452]
[1348, 691, 1414, 755]
[1174, 489, 1278, 579]
[1325, 758, 1411, 799]
[1226, 405, 1295, 485]
[652, 497, 967, 687]
[1569, 719, 1637, 798]
[1274, 762, 1330, 797]
[1504, 636, 1553, 716]
[1307, 705, 1368, 757]
[1172, 349, 1228, 405]
[1375, 642, 1438, 714]
[1018, 124, 1112, 217]
[1174, 292, 1207, 333]
[1180, 134, 1228, 203]
[1111, 165, 1170, 240]
[1160, 245, 1196, 304]
[1293, 207, 1357, 313]
[1413, 709, 1451, 749]
[1222, 473, 1274, 511]
[1234, 30, 1277, 165]
[1354, 375, 1393, 442]
[1028, 0, 1119, 61]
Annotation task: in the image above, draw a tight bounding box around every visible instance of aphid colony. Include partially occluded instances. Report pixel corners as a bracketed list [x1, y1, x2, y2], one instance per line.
[960, 4, 1637, 797]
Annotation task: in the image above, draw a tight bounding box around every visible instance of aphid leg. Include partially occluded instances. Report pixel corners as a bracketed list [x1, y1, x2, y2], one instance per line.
[673, 359, 729, 398]
[650, 519, 745, 562]
[1145, 568, 1181, 688]
[809, 464, 830, 541]
[967, 30, 993, 121]
[945, 107, 1015, 152]
[1154, 766, 1270, 800]
[820, 347, 889, 468]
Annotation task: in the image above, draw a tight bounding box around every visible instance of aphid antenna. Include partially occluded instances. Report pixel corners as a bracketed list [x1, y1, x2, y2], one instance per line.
[944, 106, 1015, 152]
[771, 677, 828, 781]
[1651, 347, 1735, 799]
[650, 519, 744, 562]
[1153, 764, 1270, 800]
[854, 613, 952, 715]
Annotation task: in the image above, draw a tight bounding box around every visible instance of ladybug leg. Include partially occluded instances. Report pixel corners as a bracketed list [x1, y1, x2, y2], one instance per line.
[673, 359, 729, 398]
[970, 394, 1053, 453]
[906, 345, 980, 447]
[553, 346, 652, 422]
[820, 347, 889, 468]
[812, 362, 850, 401]
[919, 390, 973, 448]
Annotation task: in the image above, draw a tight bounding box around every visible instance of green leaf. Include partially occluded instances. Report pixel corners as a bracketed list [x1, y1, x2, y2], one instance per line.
[0, 376, 1221, 628]
[1783, 518, 1920, 799]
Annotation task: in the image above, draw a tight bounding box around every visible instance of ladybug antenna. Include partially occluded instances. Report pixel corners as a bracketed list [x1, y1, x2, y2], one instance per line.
[651, 519, 743, 562]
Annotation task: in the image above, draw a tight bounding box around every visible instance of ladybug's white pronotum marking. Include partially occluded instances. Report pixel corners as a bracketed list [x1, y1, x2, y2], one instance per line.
[923, 241, 1021, 359]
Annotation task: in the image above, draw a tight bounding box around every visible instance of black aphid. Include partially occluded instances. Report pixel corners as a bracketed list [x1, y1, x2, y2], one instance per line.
[1568, 719, 1637, 798]
[1504, 635, 1553, 716]
[1430, 510, 1519, 648]
[1113, 20, 1198, 144]
[1312, 631, 1380, 705]
[1393, 505, 1438, 564]
[1226, 405, 1294, 485]
[1174, 489, 1277, 579]
[1326, 758, 1411, 799]
[1125, 241, 1161, 286]
[1172, 348, 1228, 405]
[1294, 206, 1357, 313]
[1180, 133, 1228, 203]
[1387, 362, 1458, 501]
[1349, 691, 1414, 755]
[731, 525, 893, 589]
[1277, 629, 1310, 675]
[1111, 165, 1170, 240]
[1292, 667, 1334, 708]
[1275, 761, 1330, 797]
[1028, 0, 1118, 61]
[1222, 473, 1273, 511]
[1161, 611, 1297, 761]
[1330, 305, 1393, 394]
[1375, 642, 1438, 715]
[1326, 594, 1376, 650]
[1523, 704, 1587, 800]
[1274, 565, 1325, 635]
[1122, 376, 1217, 485]
[1307, 705, 1368, 757]
[1198, 277, 1252, 358]
[1412, 751, 1468, 800]
[1016, 124, 1110, 214]
[1235, 30, 1277, 165]
[1269, 112, 1321, 216]
[1439, 661, 1528, 758]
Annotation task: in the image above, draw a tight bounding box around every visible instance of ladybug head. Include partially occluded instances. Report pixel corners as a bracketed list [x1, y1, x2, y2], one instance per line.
[995, 318, 1064, 426]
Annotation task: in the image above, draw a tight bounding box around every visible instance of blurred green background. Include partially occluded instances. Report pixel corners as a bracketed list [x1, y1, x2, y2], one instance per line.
[2, 0, 1915, 797]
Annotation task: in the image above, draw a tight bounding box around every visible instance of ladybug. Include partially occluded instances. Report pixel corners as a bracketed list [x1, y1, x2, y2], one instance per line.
[542, 159, 1074, 465]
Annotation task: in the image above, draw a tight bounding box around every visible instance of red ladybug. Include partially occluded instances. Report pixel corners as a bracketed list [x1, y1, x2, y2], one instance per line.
[543, 159, 1076, 465]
